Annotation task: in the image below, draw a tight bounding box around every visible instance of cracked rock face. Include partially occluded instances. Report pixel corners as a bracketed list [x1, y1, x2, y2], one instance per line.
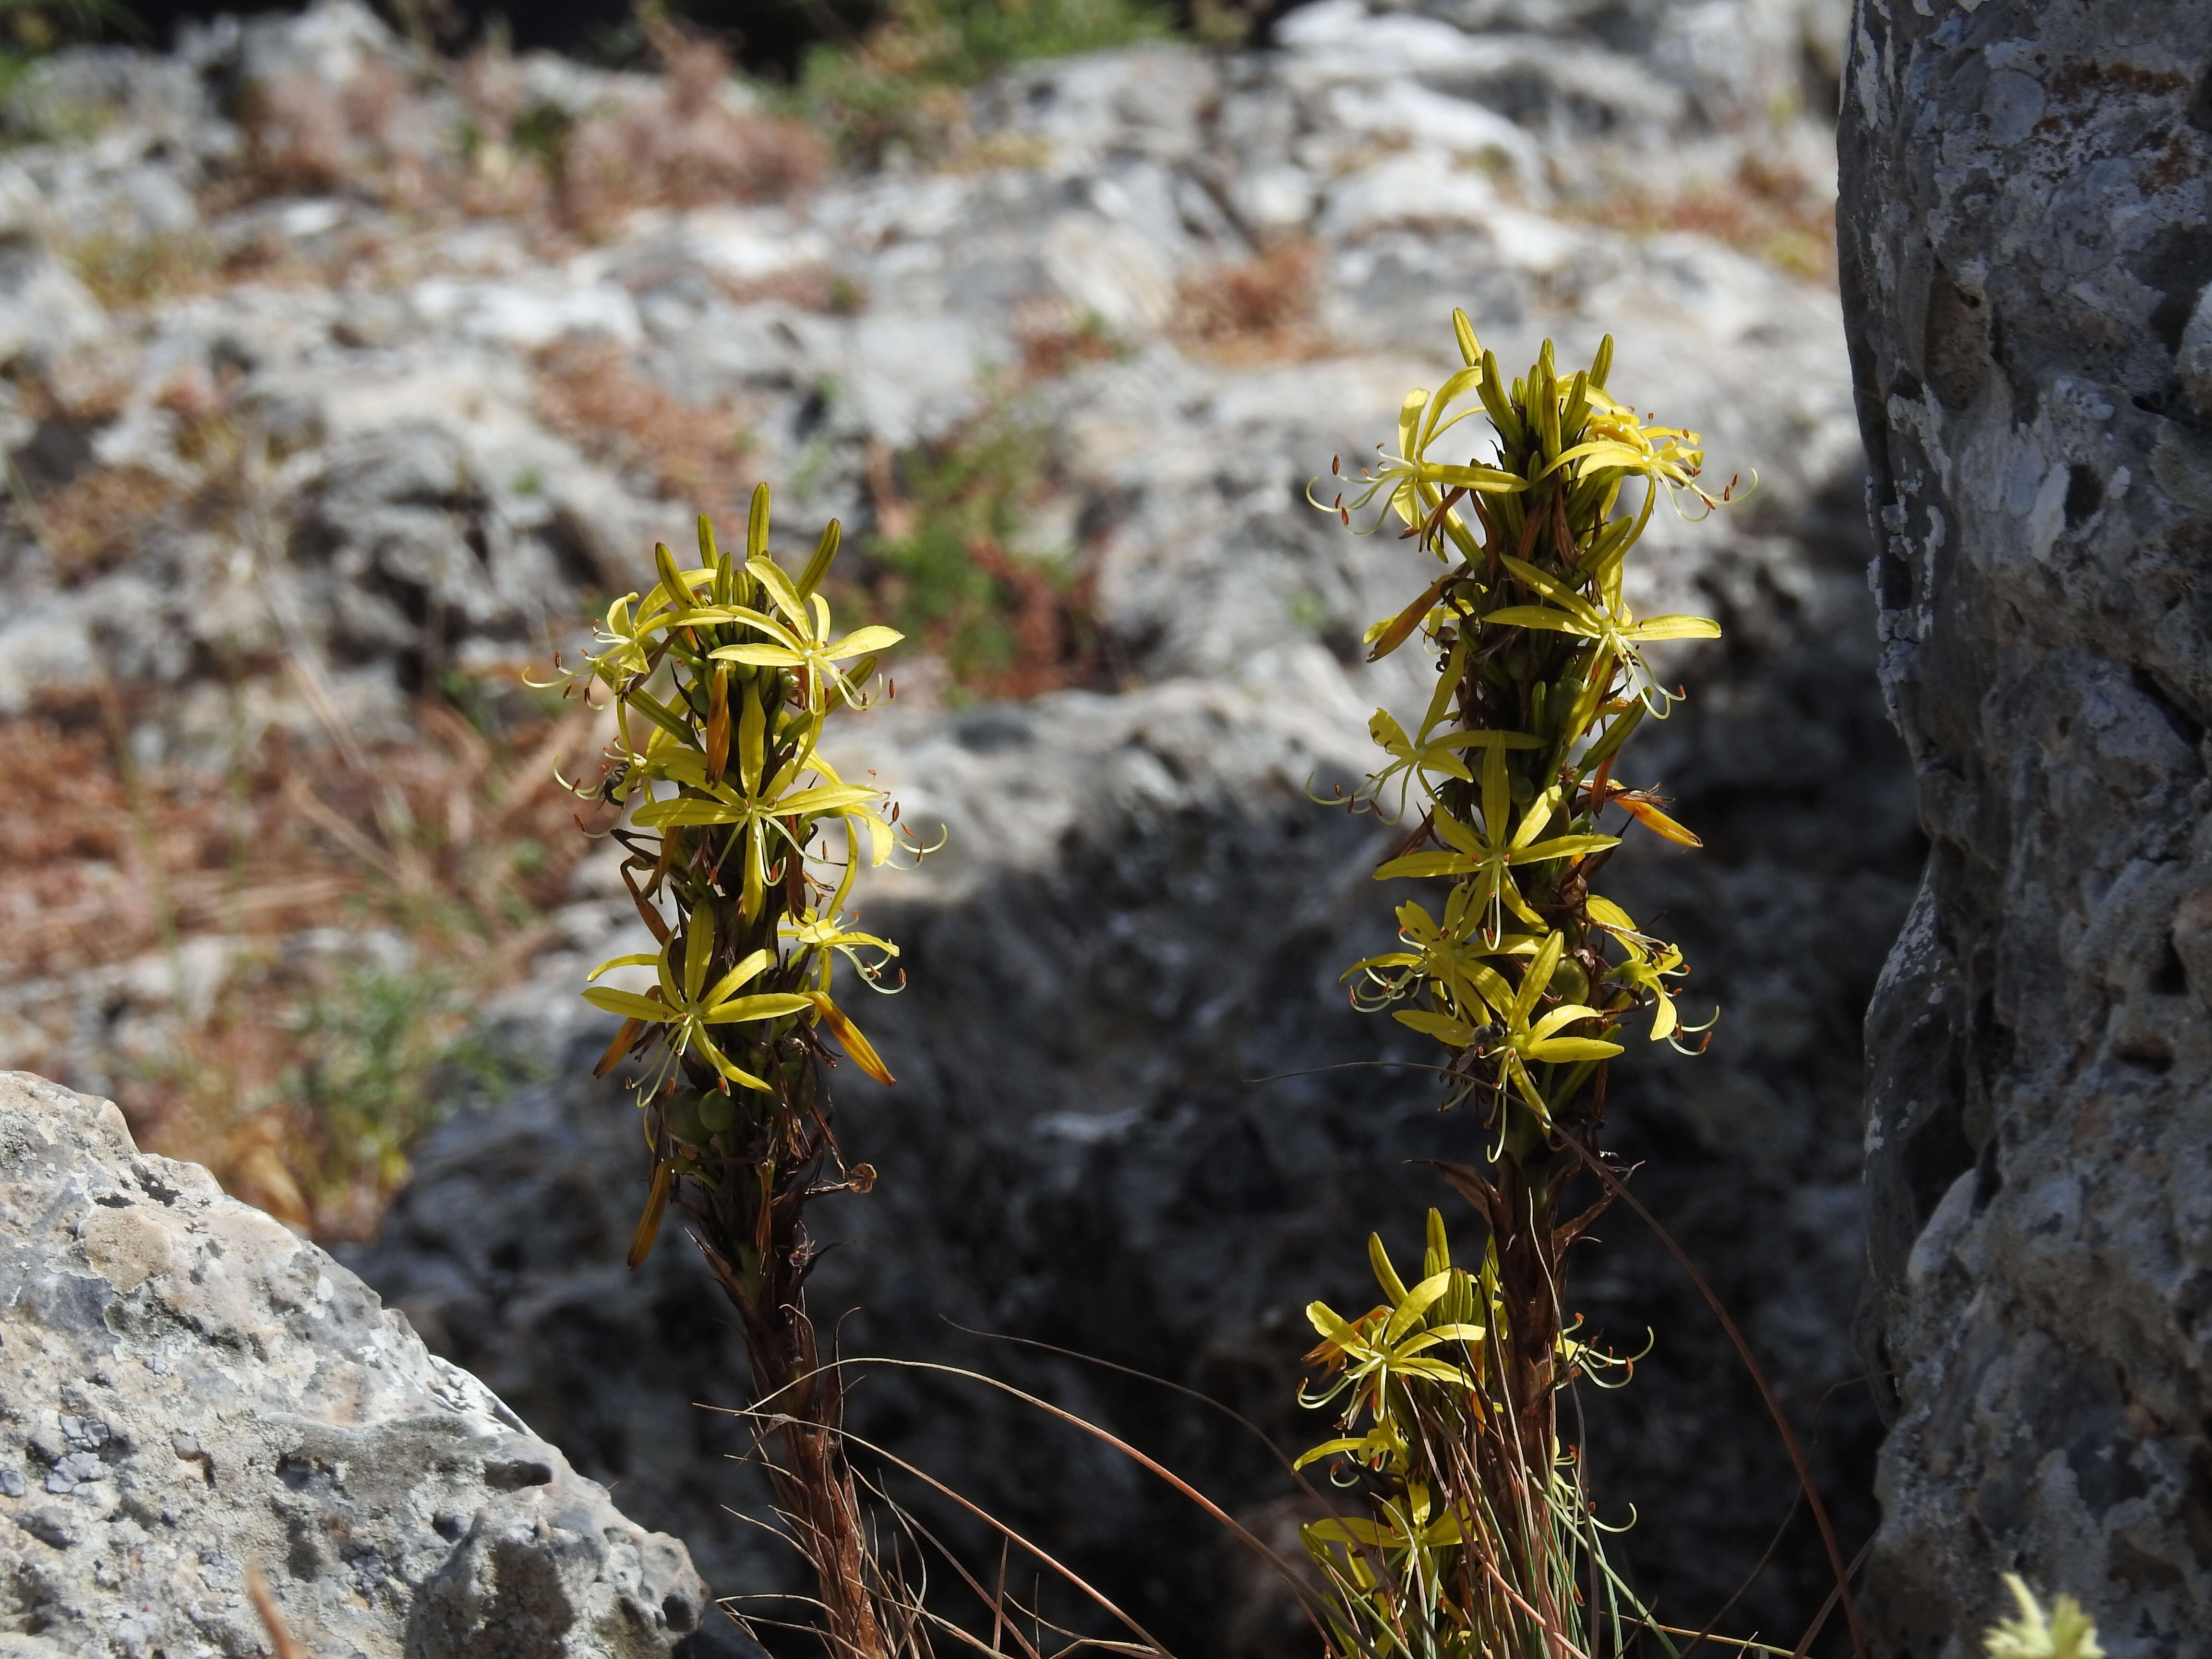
[0, 1070, 713, 1659]
[1839, 1, 2212, 1653]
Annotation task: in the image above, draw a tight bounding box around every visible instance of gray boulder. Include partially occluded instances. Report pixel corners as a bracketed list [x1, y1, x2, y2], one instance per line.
[0, 1070, 715, 1659]
[1840, 0, 2212, 1652]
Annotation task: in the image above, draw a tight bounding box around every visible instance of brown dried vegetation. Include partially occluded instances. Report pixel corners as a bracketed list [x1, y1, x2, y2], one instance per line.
[212, 16, 822, 242]
[0, 694, 606, 1238]
[554, 15, 825, 235]
[1174, 238, 1329, 363]
[531, 336, 755, 513]
[1574, 156, 1837, 279]
[29, 464, 185, 582]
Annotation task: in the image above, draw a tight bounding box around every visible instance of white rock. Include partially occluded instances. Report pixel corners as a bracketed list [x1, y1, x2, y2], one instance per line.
[408, 276, 643, 350]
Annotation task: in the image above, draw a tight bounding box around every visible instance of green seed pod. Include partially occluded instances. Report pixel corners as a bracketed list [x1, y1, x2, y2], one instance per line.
[664, 1092, 709, 1147]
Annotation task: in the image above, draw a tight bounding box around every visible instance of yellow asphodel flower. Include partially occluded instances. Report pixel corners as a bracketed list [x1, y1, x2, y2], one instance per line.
[1374, 743, 1616, 943]
[1316, 372, 1528, 541]
[627, 682, 881, 919]
[583, 925, 813, 1093]
[1344, 889, 1543, 1011]
[781, 907, 900, 991]
[1484, 553, 1721, 717]
[1587, 894, 1711, 1045]
[1611, 934, 1691, 1042]
[1547, 383, 1744, 515]
[1985, 1575, 2104, 1659]
[711, 557, 902, 716]
[1360, 707, 1537, 824]
[1423, 931, 1621, 1117]
[1298, 1243, 1487, 1426]
[1302, 1480, 1469, 1613]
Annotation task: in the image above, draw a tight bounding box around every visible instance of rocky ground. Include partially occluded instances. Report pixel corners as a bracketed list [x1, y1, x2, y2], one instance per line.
[0, 1, 1910, 1654]
[0, 1069, 715, 1657]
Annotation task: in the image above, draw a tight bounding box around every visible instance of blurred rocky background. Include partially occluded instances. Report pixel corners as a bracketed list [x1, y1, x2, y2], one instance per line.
[0, 0, 1907, 1653]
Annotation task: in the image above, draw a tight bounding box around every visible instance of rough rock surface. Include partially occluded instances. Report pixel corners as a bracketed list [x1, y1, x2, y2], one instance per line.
[1839, 2, 2212, 1653]
[0, 1069, 715, 1658]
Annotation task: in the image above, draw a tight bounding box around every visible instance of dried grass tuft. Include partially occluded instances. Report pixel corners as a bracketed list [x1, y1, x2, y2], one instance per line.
[30, 464, 185, 582]
[1572, 155, 1837, 280]
[555, 17, 826, 236]
[212, 20, 822, 242]
[236, 59, 433, 207]
[1174, 239, 1329, 363]
[0, 694, 605, 1239]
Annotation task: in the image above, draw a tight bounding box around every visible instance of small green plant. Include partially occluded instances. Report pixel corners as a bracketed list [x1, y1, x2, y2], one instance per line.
[285, 965, 525, 1210]
[797, 0, 1172, 166]
[0, 0, 140, 130]
[536, 485, 919, 1659]
[861, 403, 1086, 693]
[1985, 1576, 2103, 1659]
[1296, 311, 1746, 1656]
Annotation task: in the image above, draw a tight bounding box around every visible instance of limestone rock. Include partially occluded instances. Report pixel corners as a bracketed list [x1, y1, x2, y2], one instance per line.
[1839, 1, 2212, 1651]
[0, 1070, 713, 1658]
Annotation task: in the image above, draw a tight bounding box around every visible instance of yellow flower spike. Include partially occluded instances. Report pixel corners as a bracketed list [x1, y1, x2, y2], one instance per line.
[547, 499, 938, 1653]
[1304, 325, 1741, 1659]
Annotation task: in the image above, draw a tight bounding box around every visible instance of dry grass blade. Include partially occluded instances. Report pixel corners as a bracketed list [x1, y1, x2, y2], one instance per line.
[1537, 1141, 1867, 1659]
[247, 1564, 306, 1659]
[720, 1404, 1174, 1659]
[855, 1357, 1333, 1635]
